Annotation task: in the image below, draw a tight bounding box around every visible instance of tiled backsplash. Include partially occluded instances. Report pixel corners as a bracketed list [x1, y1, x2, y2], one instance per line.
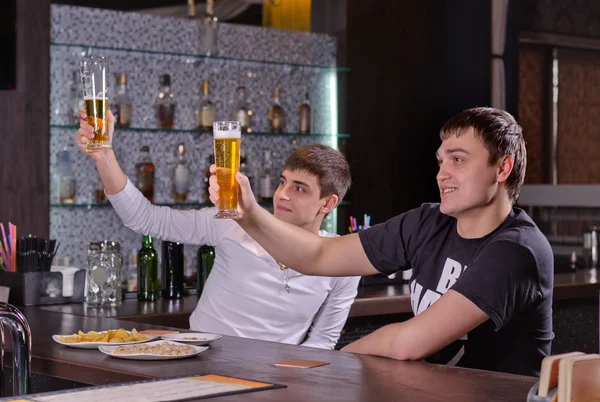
[50, 5, 343, 275]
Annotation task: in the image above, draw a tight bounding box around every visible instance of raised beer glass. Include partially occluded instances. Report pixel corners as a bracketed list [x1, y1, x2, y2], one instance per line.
[80, 56, 111, 152]
[213, 121, 243, 219]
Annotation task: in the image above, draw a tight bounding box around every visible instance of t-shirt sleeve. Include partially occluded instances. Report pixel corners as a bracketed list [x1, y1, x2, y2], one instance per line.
[450, 240, 542, 331]
[358, 207, 424, 276]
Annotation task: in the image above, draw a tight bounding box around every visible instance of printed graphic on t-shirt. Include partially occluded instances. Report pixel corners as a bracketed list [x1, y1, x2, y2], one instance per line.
[410, 256, 468, 366]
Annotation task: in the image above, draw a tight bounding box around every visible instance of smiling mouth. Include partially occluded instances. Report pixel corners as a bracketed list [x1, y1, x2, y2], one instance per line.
[440, 188, 457, 194]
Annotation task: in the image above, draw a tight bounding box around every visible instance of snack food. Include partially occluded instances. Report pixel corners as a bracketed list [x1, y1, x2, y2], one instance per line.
[59, 328, 147, 343]
[112, 341, 196, 356]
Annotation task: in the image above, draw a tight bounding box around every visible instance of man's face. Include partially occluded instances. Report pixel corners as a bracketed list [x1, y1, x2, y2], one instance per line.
[273, 169, 330, 228]
[436, 128, 501, 218]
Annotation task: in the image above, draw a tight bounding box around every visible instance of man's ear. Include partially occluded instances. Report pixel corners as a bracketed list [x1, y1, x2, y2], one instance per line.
[320, 194, 339, 214]
[497, 155, 514, 183]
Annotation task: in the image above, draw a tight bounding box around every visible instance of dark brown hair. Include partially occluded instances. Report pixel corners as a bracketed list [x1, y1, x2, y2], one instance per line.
[440, 107, 526, 202]
[283, 144, 351, 202]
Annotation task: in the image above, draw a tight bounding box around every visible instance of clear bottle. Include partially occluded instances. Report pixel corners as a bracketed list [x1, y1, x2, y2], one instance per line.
[136, 146, 155, 203]
[173, 143, 191, 202]
[203, 154, 215, 202]
[259, 150, 275, 202]
[113, 72, 133, 128]
[196, 79, 216, 131]
[234, 86, 251, 133]
[57, 149, 76, 204]
[199, 0, 218, 56]
[298, 91, 311, 134]
[138, 235, 160, 301]
[156, 74, 176, 129]
[268, 87, 285, 133]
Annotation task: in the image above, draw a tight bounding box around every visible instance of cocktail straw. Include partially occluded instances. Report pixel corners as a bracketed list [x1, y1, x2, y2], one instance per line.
[9, 223, 16, 272]
[0, 223, 10, 272]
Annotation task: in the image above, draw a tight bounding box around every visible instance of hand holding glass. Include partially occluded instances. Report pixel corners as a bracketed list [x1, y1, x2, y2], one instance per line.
[213, 121, 243, 219]
[80, 56, 111, 152]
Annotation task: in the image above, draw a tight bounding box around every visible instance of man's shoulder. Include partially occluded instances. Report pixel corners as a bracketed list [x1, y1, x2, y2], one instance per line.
[487, 208, 553, 265]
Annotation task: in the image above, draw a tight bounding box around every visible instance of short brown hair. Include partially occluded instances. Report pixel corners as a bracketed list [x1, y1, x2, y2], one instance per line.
[283, 144, 351, 202]
[440, 107, 526, 202]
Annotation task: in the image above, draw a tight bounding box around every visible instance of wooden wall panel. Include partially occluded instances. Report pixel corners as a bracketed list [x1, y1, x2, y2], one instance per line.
[518, 46, 545, 184]
[0, 0, 50, 237]
[558, 49, 600, 183]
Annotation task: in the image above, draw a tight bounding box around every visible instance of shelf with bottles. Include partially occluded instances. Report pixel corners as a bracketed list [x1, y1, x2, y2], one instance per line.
[50, 125, 350, 139]
[50, 200, 351, 209]
[51, 42, 351, 73]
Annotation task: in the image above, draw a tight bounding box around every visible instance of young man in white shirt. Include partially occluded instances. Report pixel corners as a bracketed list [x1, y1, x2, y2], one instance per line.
[76, 110, 360, 350]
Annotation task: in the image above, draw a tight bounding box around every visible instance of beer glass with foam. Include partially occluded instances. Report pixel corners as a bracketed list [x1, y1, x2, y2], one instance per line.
[213, 121, 243, 219]
[80, 56, 110, 152]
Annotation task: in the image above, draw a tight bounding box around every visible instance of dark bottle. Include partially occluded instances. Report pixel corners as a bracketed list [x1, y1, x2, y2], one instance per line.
[196, 245, 215, 297]
[137, 235, 160, 301]
[136, 146, 155, 202]
[156, 74, 176, 129]
[162, 241, 184, 299]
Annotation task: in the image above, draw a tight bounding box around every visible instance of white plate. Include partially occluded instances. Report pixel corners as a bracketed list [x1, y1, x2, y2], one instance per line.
[160, 332, 223, 346]
[52, 332, 158, 349]
[99, 340, 208, 360]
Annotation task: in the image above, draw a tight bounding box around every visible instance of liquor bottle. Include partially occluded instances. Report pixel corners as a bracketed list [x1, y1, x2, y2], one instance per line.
[234, 86, 251, 133]
[136, 145, 155, 202]
[259, 150, 275, 202]
[268, 87, 285, 133]
[162, 241, 184, 299]
[203, 154, 215, 202]
[94, 176, 106, 204]
[138, 235, 160, 301]
[113, 72, 133, 128]
[156, 74, 176, 129]
[298, 91, 311, 134]
[196, 79, 216, 131]
[239, 149, 256, 197]
[173, 143, 190, 202]
[57, 149, 76, 204]
[187, 0, 195, 18]
[196, 245, 215, 297]
[199, 0, 217, 56]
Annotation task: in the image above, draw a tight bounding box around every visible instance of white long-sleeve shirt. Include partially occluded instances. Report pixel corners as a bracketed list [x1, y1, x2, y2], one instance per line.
[107, 178, 360, 349]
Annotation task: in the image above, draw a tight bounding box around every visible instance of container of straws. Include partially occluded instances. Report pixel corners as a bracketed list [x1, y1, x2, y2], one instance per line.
[0, 222, 85, 306]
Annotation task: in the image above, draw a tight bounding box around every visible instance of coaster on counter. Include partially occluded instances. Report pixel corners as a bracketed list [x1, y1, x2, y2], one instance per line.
[139, 330, 180, 336]
[274, 359, 330, 368]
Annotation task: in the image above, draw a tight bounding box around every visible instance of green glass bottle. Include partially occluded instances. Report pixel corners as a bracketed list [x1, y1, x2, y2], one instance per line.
[138, 235, 160, 301]
[197, 245, 215, 297]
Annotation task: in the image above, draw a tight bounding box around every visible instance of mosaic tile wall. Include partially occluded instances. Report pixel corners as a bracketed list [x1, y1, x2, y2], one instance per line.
[49, 5, 343, 277]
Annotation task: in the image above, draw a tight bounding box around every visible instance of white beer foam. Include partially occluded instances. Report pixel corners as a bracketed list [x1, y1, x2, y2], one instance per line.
[84, 96, 108, 101]
[214, 129, 241, 139]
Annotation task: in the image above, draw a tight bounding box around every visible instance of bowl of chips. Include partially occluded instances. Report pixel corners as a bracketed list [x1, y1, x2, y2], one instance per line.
[53, 328, 156, 349]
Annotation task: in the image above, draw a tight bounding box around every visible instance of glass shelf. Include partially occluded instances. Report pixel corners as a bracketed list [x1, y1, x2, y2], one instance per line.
[50, 124, 350, 138]
[51, 42, 351, 73]
[50, 200, 351, 209]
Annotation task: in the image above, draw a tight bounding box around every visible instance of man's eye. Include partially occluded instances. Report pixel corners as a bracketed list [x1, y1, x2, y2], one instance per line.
[296, 187, 304, 192]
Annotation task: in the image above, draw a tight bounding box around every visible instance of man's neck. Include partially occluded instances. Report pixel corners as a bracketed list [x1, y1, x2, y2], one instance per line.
[456, 197, 513, 239]
[299, 218, 324, 235]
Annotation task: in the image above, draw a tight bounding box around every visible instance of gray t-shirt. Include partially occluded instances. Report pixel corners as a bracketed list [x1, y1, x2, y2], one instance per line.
[358, 203, 554, 376]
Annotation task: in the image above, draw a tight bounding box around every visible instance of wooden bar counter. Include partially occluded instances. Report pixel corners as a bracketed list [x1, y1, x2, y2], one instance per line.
[13, 307, 536, 401]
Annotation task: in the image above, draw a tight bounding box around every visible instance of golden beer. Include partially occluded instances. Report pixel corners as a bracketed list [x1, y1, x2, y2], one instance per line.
[84, 97, 110, 150]
[213, 121, 243, 219]
[214, 138, 240, 210]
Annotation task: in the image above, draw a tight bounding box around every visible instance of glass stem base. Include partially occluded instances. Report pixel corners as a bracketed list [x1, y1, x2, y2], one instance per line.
[214, 209, 243, 220]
